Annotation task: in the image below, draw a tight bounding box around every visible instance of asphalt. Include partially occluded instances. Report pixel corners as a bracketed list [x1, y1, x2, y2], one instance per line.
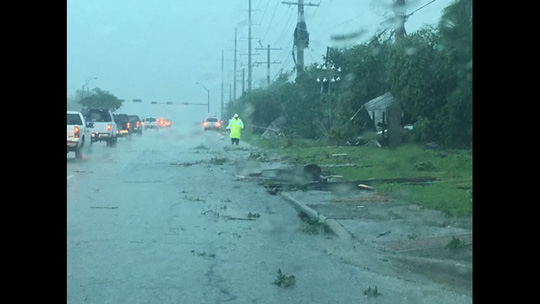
[228, 140, 473, 295]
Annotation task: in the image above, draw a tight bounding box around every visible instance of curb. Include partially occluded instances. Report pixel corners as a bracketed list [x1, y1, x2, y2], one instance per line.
[280, 192, 353, 240]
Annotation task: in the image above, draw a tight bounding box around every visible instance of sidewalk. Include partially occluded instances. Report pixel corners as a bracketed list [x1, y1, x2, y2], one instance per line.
[229, 143, 472, 251]
[278, 187, 472, 294]
[228, 143, 472, 294]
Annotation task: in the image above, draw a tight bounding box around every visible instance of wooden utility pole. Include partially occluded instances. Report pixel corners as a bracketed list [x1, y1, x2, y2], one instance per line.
[230, 28, 247, 100]
[221, 50, 224, 120]
[233, 27, 238, 102]
[255, 43, 282, 86]
[242, 68, 245, 94]
[241, 0, 260, 92]
[282, 1, 319, 79]
[394, 0, 407, 40]
[247, 0, 253, 91]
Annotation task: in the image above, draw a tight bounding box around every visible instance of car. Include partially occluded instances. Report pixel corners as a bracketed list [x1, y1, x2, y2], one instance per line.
[163, 118, 172, 127]
[113, 113, 132, 138]
[202, 117, 222, 131]
[83, 108, 118, 146]
[129, 115, 143, 135]
[67, 111, 92, 160]
[143, 117, 157, 129]
[156, 117, 172, 128]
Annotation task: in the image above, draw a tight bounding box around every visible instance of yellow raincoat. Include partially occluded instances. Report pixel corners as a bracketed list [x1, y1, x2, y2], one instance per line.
[227, 117, 244, 139]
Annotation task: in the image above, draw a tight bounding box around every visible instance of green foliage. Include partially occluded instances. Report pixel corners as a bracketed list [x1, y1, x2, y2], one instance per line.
[78, 88, 123, 111]
[386, 28, 447, 120]
[193, 144, 210, 150]
[208, 157, 228, 165]
[300, 217, 327, 235]
[445, 236, 465, 249]
[414, 160, 437, 171]
[272, 269, 296, 288]
[363, 286, 382, 298]
[229, 0, 471, 149]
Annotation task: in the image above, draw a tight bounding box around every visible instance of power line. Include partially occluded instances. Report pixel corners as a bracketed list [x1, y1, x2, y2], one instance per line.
[408, 0, 439, 18]
[257, 0, 271, 26]
[260, 0, 281, 43]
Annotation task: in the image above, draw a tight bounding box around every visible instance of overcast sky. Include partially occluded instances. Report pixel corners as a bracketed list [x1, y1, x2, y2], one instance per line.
[67, 0, 454, 118]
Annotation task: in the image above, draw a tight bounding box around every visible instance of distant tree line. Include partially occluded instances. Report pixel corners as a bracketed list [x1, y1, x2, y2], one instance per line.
[225, 0, 472, 149]
[68, 88, 124, 112]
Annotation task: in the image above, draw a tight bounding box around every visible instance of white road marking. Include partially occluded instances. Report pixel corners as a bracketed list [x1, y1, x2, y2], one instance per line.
[67, 175, 75, 180]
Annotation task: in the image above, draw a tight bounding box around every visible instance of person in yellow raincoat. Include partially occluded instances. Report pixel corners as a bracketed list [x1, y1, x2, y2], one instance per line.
[226, 113, 244, 145]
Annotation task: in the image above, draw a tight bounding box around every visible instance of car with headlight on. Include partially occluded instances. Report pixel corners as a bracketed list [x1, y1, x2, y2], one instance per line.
[156, 117, 172, 128]
[143, 117, 157, 129]
[202, 117, 222, 131]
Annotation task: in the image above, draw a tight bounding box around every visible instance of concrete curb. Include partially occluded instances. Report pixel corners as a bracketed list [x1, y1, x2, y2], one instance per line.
[280, 192, 353, 240]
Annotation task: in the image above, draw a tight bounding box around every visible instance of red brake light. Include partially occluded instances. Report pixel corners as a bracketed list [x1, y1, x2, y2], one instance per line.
[107, 124, 112, 131]
[126, 122, 130, 129]
[136, 121, 140, 127]
[74, 126, 80, 138]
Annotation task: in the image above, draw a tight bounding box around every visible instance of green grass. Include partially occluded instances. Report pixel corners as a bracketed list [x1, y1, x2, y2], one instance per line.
[244, 131, 472, 217]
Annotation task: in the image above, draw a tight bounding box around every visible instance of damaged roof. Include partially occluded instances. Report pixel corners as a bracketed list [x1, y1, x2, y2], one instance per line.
[363, 92, 398, 131]
[363, 92, 396, 112]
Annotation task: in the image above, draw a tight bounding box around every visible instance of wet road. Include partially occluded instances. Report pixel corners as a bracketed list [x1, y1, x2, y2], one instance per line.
[67, 122, 471, 304]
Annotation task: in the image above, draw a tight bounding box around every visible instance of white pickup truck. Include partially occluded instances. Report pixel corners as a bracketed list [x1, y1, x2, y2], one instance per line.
[83, 108, 118, 146]
[67, 111, 91, 160]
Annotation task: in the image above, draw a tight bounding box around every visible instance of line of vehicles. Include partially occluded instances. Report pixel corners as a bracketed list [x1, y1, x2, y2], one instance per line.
[67, 108, 172, 160]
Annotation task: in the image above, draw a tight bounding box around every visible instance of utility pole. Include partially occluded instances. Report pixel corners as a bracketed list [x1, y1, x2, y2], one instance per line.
[221, 50, 224, 120]
[240, 0, 260, 92]
[255, 43, 282, 86]
[227, 28, 243, 102]
[247, 0, 253, 91]
[282, 1, 319, 79]
[315, 46, 341, 130]
[242, 68, 245, 94]
[233, 27, 238, 102]
[393, 0, 407, 40]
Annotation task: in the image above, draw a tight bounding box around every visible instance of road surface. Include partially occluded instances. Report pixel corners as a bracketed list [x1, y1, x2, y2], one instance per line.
[67, 122, 471, 303]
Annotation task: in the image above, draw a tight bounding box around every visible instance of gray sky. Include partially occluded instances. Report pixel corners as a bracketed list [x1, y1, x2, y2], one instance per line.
[67, 0, 454, 118]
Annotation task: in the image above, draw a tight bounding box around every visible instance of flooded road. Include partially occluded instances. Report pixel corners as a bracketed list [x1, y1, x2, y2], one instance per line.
[67, 121, 471, 304]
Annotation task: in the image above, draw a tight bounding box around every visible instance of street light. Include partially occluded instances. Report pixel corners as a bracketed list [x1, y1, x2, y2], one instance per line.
[195, 82, 210, 113]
